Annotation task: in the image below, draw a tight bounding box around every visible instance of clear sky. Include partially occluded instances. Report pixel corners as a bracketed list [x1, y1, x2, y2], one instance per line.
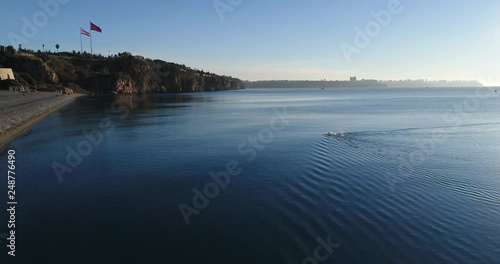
[1, 0, 500, 84]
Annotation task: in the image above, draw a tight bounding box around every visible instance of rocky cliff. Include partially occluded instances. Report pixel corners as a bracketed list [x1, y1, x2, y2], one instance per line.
[2, 54, 59, 84]
[0, 50, 243, 94]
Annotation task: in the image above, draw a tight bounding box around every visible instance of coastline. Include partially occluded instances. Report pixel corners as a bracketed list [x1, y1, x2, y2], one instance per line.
[0, 92, 84, 153]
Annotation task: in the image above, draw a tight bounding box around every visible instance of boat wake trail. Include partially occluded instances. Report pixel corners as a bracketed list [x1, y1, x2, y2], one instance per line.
[323, 127, 500, 206]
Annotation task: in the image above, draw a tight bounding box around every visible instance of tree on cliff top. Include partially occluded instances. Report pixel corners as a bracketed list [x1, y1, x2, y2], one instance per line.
[55, 44, 60, 53]
[5, 46, 15, 55]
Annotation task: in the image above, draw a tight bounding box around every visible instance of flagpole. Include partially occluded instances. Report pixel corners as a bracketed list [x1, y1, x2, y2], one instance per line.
[90, 23, 93, 60]
[80, 29, 83, 54]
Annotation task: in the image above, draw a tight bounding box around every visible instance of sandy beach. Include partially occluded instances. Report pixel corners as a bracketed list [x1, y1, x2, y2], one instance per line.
[0, 91, 83, 152]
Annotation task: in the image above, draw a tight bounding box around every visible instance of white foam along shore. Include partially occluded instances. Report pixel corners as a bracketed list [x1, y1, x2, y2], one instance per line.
[0, 91, 83, 152]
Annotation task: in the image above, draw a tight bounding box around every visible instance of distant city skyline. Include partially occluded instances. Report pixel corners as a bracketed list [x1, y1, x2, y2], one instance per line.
[1, 0, 500, 85]
[243, 78, 483, 89]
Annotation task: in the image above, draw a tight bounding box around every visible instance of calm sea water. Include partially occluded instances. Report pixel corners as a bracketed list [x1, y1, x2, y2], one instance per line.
[2, 88, 500, 263]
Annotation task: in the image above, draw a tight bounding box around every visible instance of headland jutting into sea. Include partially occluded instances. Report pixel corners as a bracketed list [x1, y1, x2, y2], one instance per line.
[0, 46, 244, 151]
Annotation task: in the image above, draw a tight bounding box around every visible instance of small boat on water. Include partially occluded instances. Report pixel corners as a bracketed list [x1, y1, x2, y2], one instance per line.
[327, 131, 345, 137]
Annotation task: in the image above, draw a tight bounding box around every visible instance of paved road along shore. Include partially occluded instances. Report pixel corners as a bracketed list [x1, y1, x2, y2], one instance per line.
[0, 91, 83, 152]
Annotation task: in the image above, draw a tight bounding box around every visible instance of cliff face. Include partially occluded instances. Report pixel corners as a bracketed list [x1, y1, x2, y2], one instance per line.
[78, 73, 136, 94]
[155, 70, 242, 93]
[0, 51, 243, 94]
[98, 56, 242, 93]
[4, 55, 59, 84]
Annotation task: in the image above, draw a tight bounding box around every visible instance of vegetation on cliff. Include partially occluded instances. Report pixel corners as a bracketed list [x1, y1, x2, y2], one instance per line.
[0, 46, 243, 94]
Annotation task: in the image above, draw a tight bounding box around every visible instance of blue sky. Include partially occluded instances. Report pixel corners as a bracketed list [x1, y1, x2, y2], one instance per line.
[1, 0, 500, 83]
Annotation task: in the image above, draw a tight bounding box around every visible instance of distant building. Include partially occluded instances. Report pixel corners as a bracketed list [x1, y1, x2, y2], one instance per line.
[350, 76, 357, 82]
[0, 68, 15, 81]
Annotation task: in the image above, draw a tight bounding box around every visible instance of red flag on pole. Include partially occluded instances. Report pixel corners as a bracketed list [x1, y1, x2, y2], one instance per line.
[80, 28, 90, 37]
[90, 22, 102, 33]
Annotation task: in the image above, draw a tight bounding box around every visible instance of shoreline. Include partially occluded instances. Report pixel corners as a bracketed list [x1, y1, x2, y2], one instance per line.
[0, 92, 84, 153]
